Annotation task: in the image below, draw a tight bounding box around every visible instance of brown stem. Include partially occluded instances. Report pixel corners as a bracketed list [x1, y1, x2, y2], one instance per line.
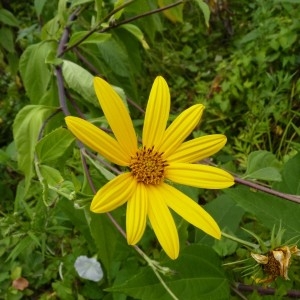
[235, 282, 300, 298]
[100, 0, 185, 33]
[62, 0, 136, 55]
[234, 177, 300, 204]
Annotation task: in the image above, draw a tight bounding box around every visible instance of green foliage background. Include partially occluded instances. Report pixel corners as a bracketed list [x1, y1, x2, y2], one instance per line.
[0, 0, 300, 299]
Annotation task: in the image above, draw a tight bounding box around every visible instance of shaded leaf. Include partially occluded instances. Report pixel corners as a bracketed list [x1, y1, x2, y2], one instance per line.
[89, 213, 120, 280]
[120, 24, 149, 49]
[194, 0, 210, 27]
[196, 194, 245, 247]
[0, 8, 19, 26]
[34, 0, 47, 16]
[0, 27, 14, 52]
[70, 0, 94, 8]
[225, 186, 300, 239]
[273, 152, 300, 194]
[108, 244, 229, 300]
[68, 31, 111, 47]
[157, 0, 183, 23]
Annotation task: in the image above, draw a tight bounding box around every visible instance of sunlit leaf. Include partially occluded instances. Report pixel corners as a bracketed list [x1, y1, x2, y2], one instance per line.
[19, 41, 56, 104]
[36, 127, 75, 164]
[13, 105, 58, 194]
[62, 60, 98, 106]
[39, 165, 64, 186]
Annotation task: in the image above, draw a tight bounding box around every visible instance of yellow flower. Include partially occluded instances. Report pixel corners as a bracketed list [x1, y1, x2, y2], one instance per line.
[65, 76, 234, 259]
[251, 245, 300, 283]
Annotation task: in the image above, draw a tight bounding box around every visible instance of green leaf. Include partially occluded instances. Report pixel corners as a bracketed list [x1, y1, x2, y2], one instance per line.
[62, 60, 98, 106]
[120, 24, 149, 49]
[19, 41, 56, 104]
[89, 213, 125, 280]
[98, 38, 130, 77]
[225, 186, 300, 239]
[112, 0, 125, 20]
[196, 194, 245, 247]
[157, 0, 183, 23]
[0, 8, 19, 27]
[68, 31, 111, 47]
[13, 105, 58, 194]
[34, 0, 48, 16]
[0, 27, 14, 53]
[39, 165, 64, 186]
[56, 199, 94, 247]
[7, 235, 38, 261]
[108, 244, 229, 299]
[244, 150, 282, 181]
[194, 0, 210, 27]
[273, 152, 300, 194]
[36, 127, 75, 164]
[70, 0, 94, 8]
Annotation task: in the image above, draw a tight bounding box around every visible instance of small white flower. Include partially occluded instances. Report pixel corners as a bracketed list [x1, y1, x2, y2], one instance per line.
[74, 256, 103, 282]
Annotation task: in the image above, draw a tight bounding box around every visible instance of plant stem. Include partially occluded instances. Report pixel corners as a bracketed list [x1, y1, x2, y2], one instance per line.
[62, 0, 136, 54]
[63, 0, 185, 53]
[221, 231, 259, 249]
[234, 177, 300, 204]
[235, 282, 300, 297]
[100, 0, 185, 33]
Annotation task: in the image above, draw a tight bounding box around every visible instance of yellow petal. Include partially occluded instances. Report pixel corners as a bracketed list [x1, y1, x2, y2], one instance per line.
[158, 104, 204, 158]
[167, 134, 227, 163]
[142, 76, 170, 147]
[126, 183, 148, 245]
[147, 184, 179, 259]
[165, 163, 234, 189]
[161, 183, 221, 239]
[94, 77, 137, 156]
[65, 116, 130, 166]
[91, 173, 135, 213]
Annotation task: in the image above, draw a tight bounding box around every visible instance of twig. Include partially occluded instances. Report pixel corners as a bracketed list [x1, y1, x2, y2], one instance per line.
[100, 0, 185, 33]
[56, 7, 82, 116]
[62, 0, 136, 54]
[235, 282, 300, 298]
[234, 177, 300, 204]
[63, 0, 185, 53]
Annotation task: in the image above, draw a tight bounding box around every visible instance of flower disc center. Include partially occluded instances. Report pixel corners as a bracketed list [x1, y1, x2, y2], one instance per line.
[129, 146, 167, 185]
[263, 252, 280, 277]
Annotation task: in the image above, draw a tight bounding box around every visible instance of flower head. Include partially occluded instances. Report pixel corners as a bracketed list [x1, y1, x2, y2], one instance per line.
[251, 245, 300, 283]
[65, 76, 234, 259]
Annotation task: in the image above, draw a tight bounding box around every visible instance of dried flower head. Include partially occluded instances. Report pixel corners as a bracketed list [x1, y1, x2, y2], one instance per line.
[251, 245, 300, 283]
